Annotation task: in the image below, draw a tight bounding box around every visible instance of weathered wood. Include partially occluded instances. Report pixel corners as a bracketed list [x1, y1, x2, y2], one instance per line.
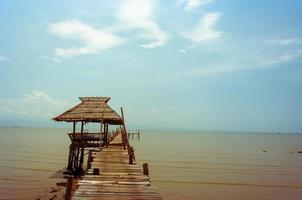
[100, 120, 103, 151]
[80, 121, 84, 169]
[65, 177, 74, 200]
[105, 123, 109, 148]
[73, 132, 162, 200]
[143, 163, 149, 176]
[87, 150, 93, 170]
[129, 146, 134, 164]
[73, 121, 76, 133]
[54, 97, 161, 199]
[120, 107, 129, 150]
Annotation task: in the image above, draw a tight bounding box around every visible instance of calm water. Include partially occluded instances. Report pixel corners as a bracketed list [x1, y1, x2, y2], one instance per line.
[0, 128, 302, 199]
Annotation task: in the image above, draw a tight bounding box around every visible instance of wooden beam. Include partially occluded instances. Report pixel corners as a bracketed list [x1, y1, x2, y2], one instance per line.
[120, 107, 129, 150]
[80, 121, 84, 134]
[100, 122, 103, 150]
[80, 121, 84, 170]
[73, 121, 76, 133]
[105, 123, 109, 148]
[67, 146, 73, 170]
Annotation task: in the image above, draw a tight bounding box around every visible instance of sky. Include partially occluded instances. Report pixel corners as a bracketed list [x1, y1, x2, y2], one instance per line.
[0, 0, 302, 132]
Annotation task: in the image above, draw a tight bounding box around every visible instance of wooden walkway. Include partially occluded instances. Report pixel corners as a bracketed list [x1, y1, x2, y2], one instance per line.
[74, 133, 162, 200]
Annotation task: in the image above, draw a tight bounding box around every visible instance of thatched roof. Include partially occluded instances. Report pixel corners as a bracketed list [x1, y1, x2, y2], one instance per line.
[53, 97, 123, 125]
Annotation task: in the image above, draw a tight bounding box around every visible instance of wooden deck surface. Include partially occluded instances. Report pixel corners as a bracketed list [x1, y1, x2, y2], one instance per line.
[74, 133, 162, 200]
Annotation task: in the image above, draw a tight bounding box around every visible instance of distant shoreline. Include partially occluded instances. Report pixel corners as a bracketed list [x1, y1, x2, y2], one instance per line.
[0, 126, 301, 135]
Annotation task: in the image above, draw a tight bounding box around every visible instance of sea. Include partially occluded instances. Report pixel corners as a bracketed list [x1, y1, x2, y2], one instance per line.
[0, 127, 302, 200]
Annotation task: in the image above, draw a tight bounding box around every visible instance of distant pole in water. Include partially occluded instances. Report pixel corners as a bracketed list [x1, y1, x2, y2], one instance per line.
[128, 130, 141, 139]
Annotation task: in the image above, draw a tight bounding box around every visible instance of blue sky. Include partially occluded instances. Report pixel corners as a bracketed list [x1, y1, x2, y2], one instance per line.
[0, 0, 301, 132]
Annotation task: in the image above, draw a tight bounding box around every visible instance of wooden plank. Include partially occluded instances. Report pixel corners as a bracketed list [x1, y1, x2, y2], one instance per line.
[73, 132, 162, 200]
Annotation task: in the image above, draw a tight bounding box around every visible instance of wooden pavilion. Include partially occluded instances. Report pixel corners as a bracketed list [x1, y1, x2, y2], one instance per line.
[53, 97, 128, 174]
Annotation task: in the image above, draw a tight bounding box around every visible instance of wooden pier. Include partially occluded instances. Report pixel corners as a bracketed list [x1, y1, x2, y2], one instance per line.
[53, 96, 162, 200]
[73, 132, 162, 200]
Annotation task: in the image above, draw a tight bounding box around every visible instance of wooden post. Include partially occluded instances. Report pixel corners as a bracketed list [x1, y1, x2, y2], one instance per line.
[69, 121, 77, 171]
[79, 121, 84, 168]
[127, 144, 131, 155]
[93, 168, 100, 175]
[74, 147, 79, 170]
[143, 163, 149, 176]
[129, 146, 134, 164]
[132, 146, 135, 161]
[87, 150, 93, 170]
[104, 123, 106, 147]
[120, 107, 129, 150]
[67, 146, 73, 170]
[100, 121, 103, 150]
[71, 147, 75, 170]
[107, 124, 109, 145]
[65, 177, 74, 200]
[100, 115, 104, 150]
[73, 121, 76, 133]
[129, 153, 133, 164]
[105, 123, 109, 148]
[80, 121, 84, 134]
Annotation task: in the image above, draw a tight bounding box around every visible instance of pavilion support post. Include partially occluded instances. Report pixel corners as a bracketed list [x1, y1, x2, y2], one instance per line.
[100, 123, 103, 150]
[105, 123, 109, 148]
[100, 115, 104, 149]
[81, 121, 84, 133]
[67, 146, 73, 170]
[100, 119, 104, 150]
[70, 148, 75, 170]
[73, 121, 76, 133]
[104, 123, 106, 147]
[74, 147, 79, 170]
[67, 121, 76, 171]
[79, 121, 84, 171]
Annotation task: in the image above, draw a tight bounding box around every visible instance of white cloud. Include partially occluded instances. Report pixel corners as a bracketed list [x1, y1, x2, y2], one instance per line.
[0, 90, 71, 118]
[48, 20, 125, 58]
[183, 12, 222, 43]
[47, 1, 168, 57]
[266, 38, 302, 46]
[173, 37, 302, 77]
[41, 55, 61, 63]
[0, 54, 8, 60]
[178, 49, 187, 53]
[117, 0, 169, 48]
[186, 49, 302, 77]
[259, 49, 302, 66]
[184, 0, 213, 11]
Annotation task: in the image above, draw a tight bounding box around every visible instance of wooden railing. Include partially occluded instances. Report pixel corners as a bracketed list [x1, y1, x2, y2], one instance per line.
[68, 132, 101, 148]
[108, 128, 121, 143]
